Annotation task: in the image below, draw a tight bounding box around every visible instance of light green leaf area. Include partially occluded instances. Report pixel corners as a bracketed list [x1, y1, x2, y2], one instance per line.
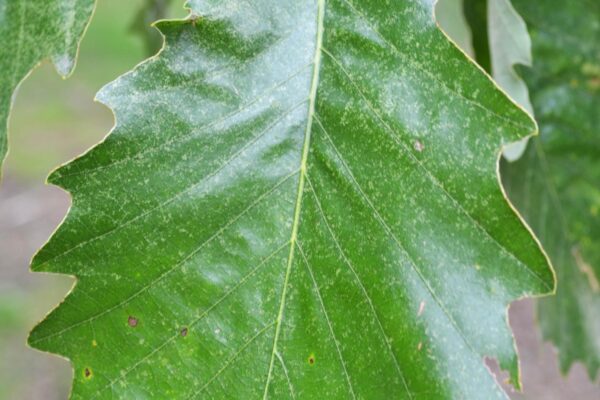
[502, 0, 600, 379]
[487, 0, 533, 161]
[0, 0, 95, 178]
[435, 0, 475, 58]
[29, 0, 553, 398]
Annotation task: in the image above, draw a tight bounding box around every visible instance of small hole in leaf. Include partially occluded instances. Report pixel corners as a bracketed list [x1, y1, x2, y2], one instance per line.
[128, 316, 138, 327]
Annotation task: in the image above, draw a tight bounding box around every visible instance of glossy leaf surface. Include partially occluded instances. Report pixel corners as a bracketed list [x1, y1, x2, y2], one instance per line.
[0, 0, 95, 178]
[502, 0, 600, 379]
[30, 0, 553, 398]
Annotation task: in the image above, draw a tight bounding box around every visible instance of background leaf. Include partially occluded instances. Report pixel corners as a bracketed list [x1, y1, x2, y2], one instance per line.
[462, 0, 490, 73]
[502, 0, 600, 379]
[29, 0, 553, 398]
[435, 0, 475, 58]
[487, 0, 533, 161]
[0, 0, 96, 179]
[129, 0, 174, 56]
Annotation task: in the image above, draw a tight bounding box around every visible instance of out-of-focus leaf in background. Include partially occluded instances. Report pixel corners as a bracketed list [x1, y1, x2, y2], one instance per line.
[435, 0, 475, 57]
[502, 0, 600, 380]
[0, 0, 95, 180]
[130, 0, 174, 56]
[462, 0, 490, 72]
[487, 0, 533, 161]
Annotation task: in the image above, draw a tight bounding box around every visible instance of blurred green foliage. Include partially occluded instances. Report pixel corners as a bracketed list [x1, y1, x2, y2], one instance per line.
[130, 0, 176, 56]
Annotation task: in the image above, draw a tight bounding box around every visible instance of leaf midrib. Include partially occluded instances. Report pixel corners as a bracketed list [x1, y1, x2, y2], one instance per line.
[262, 0, 326, 397]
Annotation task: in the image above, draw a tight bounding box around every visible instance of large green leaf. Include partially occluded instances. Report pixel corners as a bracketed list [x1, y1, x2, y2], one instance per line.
[29, 0, 553, 398]
[502, 0, 600, 379]
[0, 0, 95, 179]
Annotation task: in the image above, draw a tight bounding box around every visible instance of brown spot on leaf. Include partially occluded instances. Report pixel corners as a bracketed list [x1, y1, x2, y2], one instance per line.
[84, 368, 93, 379]
[308, 354, 315, 365]
[128, 316, 138, 327]
[181, 327, 188, 337]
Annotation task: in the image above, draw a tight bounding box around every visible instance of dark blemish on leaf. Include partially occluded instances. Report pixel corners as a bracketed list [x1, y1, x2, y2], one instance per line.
[308, 354, 316, 365]
[414, 140, 424, 152]
[180, 327, 188, 337]
[128, 316, 138, 327]
[84, 368, 93, 379]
